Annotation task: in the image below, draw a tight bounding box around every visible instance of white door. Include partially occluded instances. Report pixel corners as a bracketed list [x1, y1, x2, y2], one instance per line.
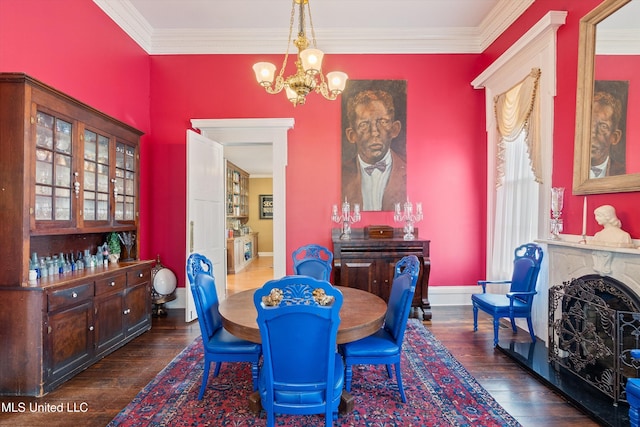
[185, 130, 226, 322]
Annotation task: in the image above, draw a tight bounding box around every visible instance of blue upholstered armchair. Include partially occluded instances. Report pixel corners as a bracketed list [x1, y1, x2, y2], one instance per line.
[340, 255, 421, 403]
[254, 275, 344, 427]
[291, 244, 333, 281]
[471, 243, 543, 346]
[187, 253, 261, 400]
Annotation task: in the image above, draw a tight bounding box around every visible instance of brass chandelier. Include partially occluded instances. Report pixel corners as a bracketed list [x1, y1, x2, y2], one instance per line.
[252, 0, 348, 106]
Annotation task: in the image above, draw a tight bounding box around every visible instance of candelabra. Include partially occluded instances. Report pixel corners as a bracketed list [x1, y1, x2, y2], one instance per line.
[550, 187, 564, 240]
[332, 199, 360, 240]
[394, 200, 423, 240]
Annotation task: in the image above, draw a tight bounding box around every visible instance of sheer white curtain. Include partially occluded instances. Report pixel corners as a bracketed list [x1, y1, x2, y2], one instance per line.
[491, 132, 540, 278]
[490, 69, 541, 279]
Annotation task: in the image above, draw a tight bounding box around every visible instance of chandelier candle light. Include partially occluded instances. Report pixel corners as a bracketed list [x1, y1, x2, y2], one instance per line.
[252, 0, 348, 106]
[394, 200, 423, 240]
[550, 187, 564, 240]
[332, 198, 360, 240]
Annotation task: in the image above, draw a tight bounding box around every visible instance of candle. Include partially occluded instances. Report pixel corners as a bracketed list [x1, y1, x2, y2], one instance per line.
[332, 205, 338, 216]
[416, 202, 422, 215]
[582, 196, 587, 236]
[395, 202, 401, 215]
[354, 204, 360, 215]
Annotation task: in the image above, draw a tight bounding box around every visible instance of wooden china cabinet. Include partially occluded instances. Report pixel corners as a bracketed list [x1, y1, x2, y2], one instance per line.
[0, 73, 152, 396]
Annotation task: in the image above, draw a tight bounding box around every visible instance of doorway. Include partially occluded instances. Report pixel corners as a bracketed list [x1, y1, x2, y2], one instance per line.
[190, 118, 294, 284]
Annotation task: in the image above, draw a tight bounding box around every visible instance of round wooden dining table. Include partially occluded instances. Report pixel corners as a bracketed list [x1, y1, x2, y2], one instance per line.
[219, 286, 387, 344]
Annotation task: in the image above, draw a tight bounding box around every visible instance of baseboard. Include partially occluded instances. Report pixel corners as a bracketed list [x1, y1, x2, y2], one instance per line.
[429, 286, 474, 306]
[165, 285, 475, 311]
[164, 288, 187, 309]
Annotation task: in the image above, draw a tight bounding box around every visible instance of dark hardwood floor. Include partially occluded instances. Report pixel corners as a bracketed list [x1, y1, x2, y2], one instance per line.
[0, 304, 600, 427]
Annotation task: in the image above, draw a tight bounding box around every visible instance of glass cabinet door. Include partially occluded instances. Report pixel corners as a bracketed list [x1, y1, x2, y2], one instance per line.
[83, 129, 111, 222]
[34, 111, 73, 223]
[115, 141, 136, 222]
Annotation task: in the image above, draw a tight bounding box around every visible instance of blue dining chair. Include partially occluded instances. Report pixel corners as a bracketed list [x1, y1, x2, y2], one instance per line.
[187, 254, 261, 400]
[254, 275, 344, 427]
[292, 244, 333, 281]
[186, 252, 213, 284]
[628, 349, 640, 427]
[341, 255, 420, 403]
[472, 243, 543, 346]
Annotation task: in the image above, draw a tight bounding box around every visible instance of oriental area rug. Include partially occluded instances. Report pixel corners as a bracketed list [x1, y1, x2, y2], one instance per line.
[109, 319, 520, 426]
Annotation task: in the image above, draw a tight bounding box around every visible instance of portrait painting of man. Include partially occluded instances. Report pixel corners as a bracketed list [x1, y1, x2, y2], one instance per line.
[590, 80, 628, 178]
[341, 80, 407, 211]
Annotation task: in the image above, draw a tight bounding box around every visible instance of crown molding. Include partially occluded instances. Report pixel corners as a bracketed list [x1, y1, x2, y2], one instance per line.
[93, 0, 153, 50]
[472, 11, 567, 89]
[94, 0, 532, 55]
[478, 0, 535, 51]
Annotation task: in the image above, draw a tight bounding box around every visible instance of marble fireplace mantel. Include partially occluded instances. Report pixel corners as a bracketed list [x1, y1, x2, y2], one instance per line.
[531, 236, 640, 344]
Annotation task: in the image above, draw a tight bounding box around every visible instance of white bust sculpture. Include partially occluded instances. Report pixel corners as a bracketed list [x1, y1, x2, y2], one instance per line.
[591, 204, 634, 248]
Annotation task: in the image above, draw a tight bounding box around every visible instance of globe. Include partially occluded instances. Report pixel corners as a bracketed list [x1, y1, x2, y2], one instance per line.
[154, 268, 177, 296]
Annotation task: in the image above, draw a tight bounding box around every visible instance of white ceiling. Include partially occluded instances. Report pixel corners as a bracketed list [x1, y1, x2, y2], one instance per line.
[94, 0, 534, 55]
[94, 0, 536, 175]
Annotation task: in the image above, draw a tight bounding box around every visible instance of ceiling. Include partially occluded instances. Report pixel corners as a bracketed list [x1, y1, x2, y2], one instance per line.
[93, 0, 535, 175]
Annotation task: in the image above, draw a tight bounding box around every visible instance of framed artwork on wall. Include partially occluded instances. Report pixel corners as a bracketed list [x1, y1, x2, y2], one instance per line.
[340, 80, 407, 211]
[259, 194, 273, 219]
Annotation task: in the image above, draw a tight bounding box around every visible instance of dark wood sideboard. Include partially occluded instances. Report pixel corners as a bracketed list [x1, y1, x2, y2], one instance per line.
[332, 228, 431, 320]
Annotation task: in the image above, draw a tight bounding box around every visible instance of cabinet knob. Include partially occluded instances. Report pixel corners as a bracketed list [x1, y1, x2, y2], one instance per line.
[89, 326, 94, 331]
[139, 273, 143, 278]
[72, 292, 78, 298]
[123, 308, 131, 315]
[110, 281, 116, 286]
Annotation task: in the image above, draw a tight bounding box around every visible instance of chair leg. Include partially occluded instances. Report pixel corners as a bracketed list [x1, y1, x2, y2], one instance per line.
[394, 362, 407, 403]
[527, 317, 537, 343]
[630, 406, 640, 427]
[510, 317, 517, 333]
[345, 364, 353, 392]
[213, 361, 222, 377]
[251, 361, 259, 392]
[198, 360, 211, 400]
[325, 408, 333, 427]
[473, 305, 479, 331]
[493, 317, 500, 346]
[386, 364, 393, 378]
[266, 410, 275, 427]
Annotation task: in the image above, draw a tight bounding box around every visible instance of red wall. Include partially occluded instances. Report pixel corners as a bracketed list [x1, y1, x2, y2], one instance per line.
[148, 54, 486, 287]
[0, 0, 152, 258]
[483, 0, 640, 240]
[3, 0, 639, 290]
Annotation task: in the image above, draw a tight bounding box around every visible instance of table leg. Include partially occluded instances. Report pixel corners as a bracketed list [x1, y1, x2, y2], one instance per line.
[338, 390, 355, 414]
[249, 391, 261, 414]
[248, 389, 355, 415]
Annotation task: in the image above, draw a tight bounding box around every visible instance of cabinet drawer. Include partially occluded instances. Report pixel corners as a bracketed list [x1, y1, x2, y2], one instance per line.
[95, 273, 126, 296]
[48, 283, 94, 312]
[127, 267, 150, 286]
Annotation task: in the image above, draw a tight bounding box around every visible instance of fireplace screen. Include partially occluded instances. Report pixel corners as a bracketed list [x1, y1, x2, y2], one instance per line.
[549, 275, 640, 402]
